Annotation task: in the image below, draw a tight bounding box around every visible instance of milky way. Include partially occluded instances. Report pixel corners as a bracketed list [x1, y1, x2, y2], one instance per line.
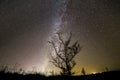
[0, 0, 120, 74]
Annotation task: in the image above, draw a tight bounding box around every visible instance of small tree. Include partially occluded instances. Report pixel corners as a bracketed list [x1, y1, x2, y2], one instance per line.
[81, 67, 86, 75]
[49, 32, 81, 76]
[105, 67, 109, 72]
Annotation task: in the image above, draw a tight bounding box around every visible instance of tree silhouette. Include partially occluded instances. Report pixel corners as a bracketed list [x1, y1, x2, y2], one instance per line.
[81, 67, 86, 75]
[49, 32, 81, 76]
[105, 67, 109, 72]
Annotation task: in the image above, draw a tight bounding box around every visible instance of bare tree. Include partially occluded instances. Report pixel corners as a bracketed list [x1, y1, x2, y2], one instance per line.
[48, 32, 81, 76]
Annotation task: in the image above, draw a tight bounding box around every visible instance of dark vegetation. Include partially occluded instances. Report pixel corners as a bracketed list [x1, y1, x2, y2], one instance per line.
[49, 32, 81, 75]
[0, 64, 119, 80]
[0, 70, 120, 80]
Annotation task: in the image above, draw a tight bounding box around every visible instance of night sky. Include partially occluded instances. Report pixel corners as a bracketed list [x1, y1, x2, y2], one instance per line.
[0, 0, 120, 74]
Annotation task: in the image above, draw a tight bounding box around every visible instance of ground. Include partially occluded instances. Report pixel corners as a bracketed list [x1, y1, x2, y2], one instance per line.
[0, 70, 119, 80]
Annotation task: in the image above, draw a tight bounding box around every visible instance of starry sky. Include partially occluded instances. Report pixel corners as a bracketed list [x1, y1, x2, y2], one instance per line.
[0, 0, 120, 74]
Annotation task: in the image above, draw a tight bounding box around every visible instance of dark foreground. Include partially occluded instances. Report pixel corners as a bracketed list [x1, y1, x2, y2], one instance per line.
[0, 70, 120, 80]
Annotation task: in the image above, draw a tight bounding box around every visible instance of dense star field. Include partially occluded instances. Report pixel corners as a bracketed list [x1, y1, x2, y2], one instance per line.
[0, 0, 120, 75]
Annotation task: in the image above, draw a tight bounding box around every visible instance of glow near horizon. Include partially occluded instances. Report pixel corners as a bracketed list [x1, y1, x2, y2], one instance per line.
[32, 0, 69, 74]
